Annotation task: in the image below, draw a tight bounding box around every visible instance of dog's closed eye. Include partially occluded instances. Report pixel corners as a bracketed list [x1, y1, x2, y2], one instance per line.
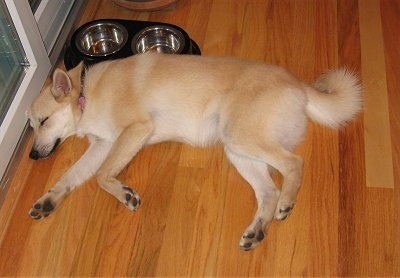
[39, 117, 49, 127]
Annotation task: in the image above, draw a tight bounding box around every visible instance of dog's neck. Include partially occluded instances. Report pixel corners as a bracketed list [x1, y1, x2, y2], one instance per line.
[78, 66, 86, 111]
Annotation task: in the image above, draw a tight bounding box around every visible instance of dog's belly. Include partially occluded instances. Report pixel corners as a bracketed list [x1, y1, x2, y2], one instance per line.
[147, 111, 220, 147]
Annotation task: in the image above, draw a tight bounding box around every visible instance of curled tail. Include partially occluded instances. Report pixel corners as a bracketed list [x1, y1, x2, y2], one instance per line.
[305, 68, 363, 128]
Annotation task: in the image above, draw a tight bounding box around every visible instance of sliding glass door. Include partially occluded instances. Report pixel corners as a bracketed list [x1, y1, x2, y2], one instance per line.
[0, 0, 51, 180]
[0, 2, 28, 126]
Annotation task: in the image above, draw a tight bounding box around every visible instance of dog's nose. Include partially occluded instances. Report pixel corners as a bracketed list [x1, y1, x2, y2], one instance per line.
[29, 149, 40, 160]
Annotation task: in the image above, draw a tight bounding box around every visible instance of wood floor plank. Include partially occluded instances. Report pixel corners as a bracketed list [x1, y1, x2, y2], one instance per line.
[359, 0, 394, 188]
[230, 0, 268, 60]
[184, 146, 228, 276]
[127, 143, 181, 277]
[309, 1, 339, 276]
[0, 134, 34, 243]
[360, 189, 395, 276]
[215, 167, 256, 277]
[379, 0, 400, 273]
[203, 0, 264, 56]
[93, 146, 159, 276]
[183, 0, 213, 49]
[154, 167, 203, 276]
[337, 1, 367, 275]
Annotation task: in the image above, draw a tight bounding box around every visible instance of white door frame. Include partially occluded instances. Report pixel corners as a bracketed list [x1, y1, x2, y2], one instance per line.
[0, 0, 51, 180]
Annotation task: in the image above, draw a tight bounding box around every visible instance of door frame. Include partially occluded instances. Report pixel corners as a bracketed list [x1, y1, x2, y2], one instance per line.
[0, 0, 51, 182]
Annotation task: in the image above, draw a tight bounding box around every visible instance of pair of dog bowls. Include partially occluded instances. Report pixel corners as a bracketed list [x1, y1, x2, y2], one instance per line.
[64, 19, 201, 69]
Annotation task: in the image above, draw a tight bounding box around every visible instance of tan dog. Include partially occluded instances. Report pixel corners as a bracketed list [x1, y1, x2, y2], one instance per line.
[27, 52, 362, 250]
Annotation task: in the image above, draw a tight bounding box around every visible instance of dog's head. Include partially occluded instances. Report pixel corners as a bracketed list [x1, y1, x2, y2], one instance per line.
[27, 64, 82, 160]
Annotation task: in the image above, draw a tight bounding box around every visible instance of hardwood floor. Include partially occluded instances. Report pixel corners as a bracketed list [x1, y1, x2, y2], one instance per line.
[1, 0, 399, 276]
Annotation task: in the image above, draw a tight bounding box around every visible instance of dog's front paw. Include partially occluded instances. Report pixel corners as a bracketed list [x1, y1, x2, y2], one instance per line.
[29, 198, 55, 220]
[122, 186, 141, 211]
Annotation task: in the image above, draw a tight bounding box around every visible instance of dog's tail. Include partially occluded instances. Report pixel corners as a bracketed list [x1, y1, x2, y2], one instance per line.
[305, 68, 363, 128]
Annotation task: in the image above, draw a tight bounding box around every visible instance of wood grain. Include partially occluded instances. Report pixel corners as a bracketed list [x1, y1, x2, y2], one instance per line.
[0, 0, 399, 276]
[359, 0, 394, 188]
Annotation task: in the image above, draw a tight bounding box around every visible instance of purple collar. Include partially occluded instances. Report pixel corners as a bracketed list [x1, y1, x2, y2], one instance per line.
[78, 67, 86, 111]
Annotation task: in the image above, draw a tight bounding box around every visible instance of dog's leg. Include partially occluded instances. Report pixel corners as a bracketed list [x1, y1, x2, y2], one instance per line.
[269, 148, 303, 221]
[225, 148, 280, 250]
[227, 143, 303, 221]
[96, 121, 153, 211]
[29, 137, 113, 220]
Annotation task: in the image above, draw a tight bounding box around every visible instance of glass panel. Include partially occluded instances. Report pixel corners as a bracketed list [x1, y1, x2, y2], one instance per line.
[28, 0, 41, 13]
[0, 0, 28, 125]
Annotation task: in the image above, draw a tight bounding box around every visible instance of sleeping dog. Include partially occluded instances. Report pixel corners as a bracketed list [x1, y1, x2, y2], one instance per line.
[26, 52, 362, 250]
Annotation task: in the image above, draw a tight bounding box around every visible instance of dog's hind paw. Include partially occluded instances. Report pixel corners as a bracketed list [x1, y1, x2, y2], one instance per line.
[274, 203, 294, 221]
[29, 198, 55, 220]
[239, 218, 267, 251]
[239, 228, 265, 251]
[122, 186, 141, 211]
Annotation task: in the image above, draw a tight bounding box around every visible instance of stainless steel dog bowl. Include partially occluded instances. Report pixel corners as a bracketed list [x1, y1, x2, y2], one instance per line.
[75, 21, 128, 56]
[131, 25, 185, 54]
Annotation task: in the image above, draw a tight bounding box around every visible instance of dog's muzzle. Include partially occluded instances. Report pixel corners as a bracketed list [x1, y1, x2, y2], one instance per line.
[29, 138, 61, 160]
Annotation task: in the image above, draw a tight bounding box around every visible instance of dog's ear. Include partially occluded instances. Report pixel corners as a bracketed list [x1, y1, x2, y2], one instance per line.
[51, 68, 72, 102]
